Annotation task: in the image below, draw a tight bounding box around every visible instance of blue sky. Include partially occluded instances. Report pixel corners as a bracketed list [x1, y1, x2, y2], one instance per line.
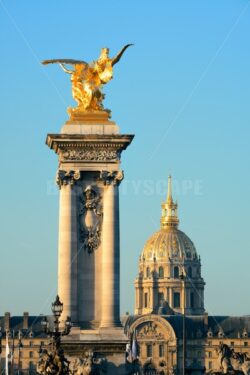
[0, 0, 250, 317]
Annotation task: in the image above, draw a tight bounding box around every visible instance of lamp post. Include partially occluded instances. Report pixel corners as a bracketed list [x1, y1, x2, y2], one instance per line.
[180, 271, 186, 375]
[41, 295, 72, 351]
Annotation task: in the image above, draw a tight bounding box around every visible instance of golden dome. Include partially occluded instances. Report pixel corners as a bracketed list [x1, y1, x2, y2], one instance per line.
[141, 227, 198, 262]
[140, 176, 198, 264]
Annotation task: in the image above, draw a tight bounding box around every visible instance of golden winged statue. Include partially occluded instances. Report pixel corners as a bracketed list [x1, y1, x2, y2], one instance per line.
[42, 45, 133, 118]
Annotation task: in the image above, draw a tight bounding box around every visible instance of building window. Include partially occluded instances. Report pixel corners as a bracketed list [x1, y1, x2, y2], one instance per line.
[208, 361, 212, 369]
[231, 342, 234, 346]
[40, 341, 45, 346]
[29, 351, 34, 358]
[244, 342, 248, 347]
[19, 361, 22, 369]
[188, 266, 192, 278]
[174, 266, 179, 278]
[218, 330, 224, 338]
[147, 344, 152, 357]
[208, 341, 212, 346]
[29, 361, 34, 370]
[159, 344, 164, 357]
[190, 292, 194, 308]
[144, 293, 148, 308]
[146, 267, 150, 278]
[159, 266, 164, 278]
[207, 329, 213, 338]
[197, 351, 202, 358]
[208, 351, 212, 358]
[158, 292, 164, 305]
[173, 292, 180, 308]
[29, 341, 33, 347]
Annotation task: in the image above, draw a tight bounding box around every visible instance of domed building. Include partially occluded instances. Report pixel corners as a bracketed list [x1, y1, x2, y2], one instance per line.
[125, 177, 250, 375]
[135, 176, 205, 316]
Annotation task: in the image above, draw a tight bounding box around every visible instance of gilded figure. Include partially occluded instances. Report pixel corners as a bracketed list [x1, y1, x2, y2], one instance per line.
[42, 44, 133, 117]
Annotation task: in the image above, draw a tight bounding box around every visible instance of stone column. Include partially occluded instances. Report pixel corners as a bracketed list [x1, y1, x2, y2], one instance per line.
[135, 288, 138, 310]
[100, 171, 123, 328]
[57, 170, 79, 323]
[166, 286, 169, 302]
[169, 288, 173, 308]
[150, 287, 154, 310]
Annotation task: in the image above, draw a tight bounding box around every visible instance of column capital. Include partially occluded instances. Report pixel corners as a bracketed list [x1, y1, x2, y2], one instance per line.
[56, 169, 81, 189]
[99, 170, 124, 186]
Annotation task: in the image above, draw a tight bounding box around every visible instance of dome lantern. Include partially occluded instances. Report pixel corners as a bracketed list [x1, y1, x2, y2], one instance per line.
[161, 176, 179, 229]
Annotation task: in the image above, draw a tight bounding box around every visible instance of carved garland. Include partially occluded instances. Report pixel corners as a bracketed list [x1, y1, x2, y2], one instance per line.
[61, 149, 120, 162]
[79, 186, 102, 254]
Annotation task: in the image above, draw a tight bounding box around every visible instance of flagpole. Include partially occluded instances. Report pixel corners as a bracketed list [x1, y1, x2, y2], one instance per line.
[0, 329, 2, 375]
[11, 331, 14, 375]
[5, 331, 9, 375]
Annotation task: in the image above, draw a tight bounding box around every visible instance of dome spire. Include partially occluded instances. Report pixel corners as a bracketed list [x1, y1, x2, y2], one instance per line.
[167, 175, 173, 204]
[161, 175, 179, 228]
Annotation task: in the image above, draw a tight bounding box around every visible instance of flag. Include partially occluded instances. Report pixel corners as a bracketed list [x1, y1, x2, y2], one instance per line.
[131, 330, 138, 361]
[125, 343, 131, 363]
[5, 333, 10, 375]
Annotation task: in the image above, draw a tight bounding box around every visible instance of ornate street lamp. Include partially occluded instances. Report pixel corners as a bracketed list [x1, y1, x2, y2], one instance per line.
[41, 295, 72, 350]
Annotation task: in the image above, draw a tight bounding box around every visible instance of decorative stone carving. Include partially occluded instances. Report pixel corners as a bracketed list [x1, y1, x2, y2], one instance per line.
[37, 347, 70, 375]
[129, 315, 175, 343]
[138, 322, 164, 340]
[216, 343, 250, 375]
[56, 170, 81, 188]
[99, 170, 124, 185]
[61, 149, 120, 162]
[71, 351, 107, 375]
[169, 366, 177, 375]
[79, 186, 102, 254]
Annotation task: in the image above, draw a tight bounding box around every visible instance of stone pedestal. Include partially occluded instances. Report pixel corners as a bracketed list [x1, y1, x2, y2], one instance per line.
[46, 112, 134, 373]
[62, 326, 129, 375]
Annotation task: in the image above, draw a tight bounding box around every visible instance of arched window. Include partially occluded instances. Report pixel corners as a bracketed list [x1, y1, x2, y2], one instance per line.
[173, 292, 180, 308]
[174, 266, 179, 278]
[188, 266, 192, 278]
[159, 266, 164, 278]
[146, 344, 152, 357]
[146, 267, 150, 278]
[159, 344, 164, 357]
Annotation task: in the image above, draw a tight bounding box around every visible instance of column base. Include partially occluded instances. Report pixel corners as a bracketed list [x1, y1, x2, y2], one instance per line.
[100, 319, 123, 329]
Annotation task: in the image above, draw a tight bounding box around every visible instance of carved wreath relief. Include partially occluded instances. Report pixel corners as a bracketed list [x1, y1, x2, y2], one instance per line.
[79, 186, 102, 254]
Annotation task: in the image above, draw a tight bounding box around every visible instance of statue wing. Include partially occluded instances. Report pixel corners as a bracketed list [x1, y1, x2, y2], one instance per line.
[111, 44, 133, 66]
[42, 59, 88, 65]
